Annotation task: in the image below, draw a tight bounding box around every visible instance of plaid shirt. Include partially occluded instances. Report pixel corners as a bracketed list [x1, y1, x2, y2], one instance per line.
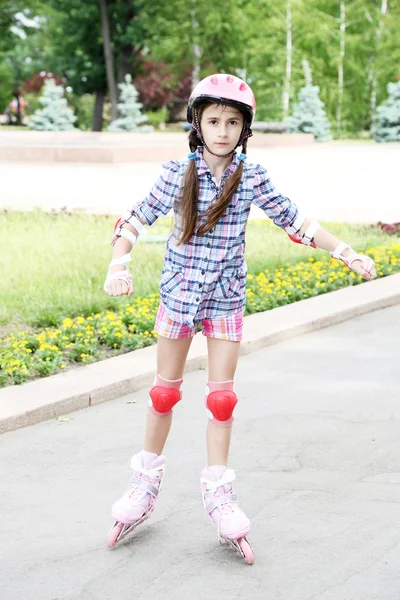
[131, 147, 305, 326]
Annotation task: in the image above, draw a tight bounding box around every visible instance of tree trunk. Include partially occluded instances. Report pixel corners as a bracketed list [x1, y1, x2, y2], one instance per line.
[14, 93, 22, 126]
[99, 0, 118, 122]
[92, 89, 105, 131]
[370, 0, 388, 120]
[283, 0, 292, 118]
[117, 46, 133, 89]
[336, 1, 345, 138]
[191, 4, 202, 89]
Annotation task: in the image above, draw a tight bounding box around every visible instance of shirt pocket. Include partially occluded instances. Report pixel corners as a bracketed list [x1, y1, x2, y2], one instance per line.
[214, 268, 244, 300]
[160, 270, 184, 296]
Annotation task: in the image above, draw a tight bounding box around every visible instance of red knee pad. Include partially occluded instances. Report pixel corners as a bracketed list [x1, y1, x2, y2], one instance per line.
[206, 389, 238, 427]
[149, 386, 181, 416]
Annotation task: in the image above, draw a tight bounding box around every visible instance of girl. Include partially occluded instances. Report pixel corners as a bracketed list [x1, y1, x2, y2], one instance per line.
[104, 74, 376, 563]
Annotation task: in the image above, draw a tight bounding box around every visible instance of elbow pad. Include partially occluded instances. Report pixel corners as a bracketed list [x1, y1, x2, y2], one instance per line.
[286, 220, 320, 248]
[111, 212, 147, 247]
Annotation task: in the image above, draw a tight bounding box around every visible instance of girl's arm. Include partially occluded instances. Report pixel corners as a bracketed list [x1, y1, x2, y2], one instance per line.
[105, 217, 145, 297]
[252, 166, 376, 281]
[299, 218, 377, 280]
[104, 160, 180, 296]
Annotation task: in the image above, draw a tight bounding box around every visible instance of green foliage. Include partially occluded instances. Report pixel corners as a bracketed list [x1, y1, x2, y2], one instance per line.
[68, 93, 95, 131]
[43, 0, 106, 97]
[23, 91, 41, 116]
[371, 81, 400, 142]
[0, 61, 13, 112]
[1, 0, 400, 135]
[145, 107, 168, 129]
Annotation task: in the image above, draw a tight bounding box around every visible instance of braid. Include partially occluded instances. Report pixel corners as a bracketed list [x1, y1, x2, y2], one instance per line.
[197, 136, 248, 237]
[189, 128, 202, 152]
[178, 129, 201, 245]
[178, 112, 249, 245]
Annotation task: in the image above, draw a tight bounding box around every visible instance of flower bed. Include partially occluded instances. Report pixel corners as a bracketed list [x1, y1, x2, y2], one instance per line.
[1, 242, 399, 388]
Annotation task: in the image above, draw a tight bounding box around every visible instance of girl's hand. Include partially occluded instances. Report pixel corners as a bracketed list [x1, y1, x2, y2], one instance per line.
[107, 278, 135, 297]
[349, 256, 377, 281]
[104, 266, 134, 297]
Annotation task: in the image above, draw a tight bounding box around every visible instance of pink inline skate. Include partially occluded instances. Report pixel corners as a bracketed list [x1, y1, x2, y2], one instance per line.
[201, 465, 254, 564]
[107, 450, 166, 548]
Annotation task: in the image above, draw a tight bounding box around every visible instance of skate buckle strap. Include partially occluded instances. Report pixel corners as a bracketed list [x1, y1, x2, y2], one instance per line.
[200, 468, 236, 492]
[129, 476, 160, 498]
[205, 493, 237, 515]
[130, 456, 165, 479]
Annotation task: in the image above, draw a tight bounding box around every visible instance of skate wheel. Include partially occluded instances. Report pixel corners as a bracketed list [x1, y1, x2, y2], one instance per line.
[238, 538, 255, 565]
[107, 522, 123, 549]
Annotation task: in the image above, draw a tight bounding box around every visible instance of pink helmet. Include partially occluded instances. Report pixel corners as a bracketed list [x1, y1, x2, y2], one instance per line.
[187, 74, 256, 125]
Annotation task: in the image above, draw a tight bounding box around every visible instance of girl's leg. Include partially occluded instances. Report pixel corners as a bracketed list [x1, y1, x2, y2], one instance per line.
[206, 337, 240, 466]
[109, 334, 193, 540]
[143, 335, 193, 455]
[201, 336, 251, 557]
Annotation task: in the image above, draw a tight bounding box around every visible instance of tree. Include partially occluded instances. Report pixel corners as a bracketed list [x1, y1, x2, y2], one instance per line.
[371, 80, 400, 142]
[0, 62, 13, 113]
[133, 60, 191, 112]
[286, 60, 332, 141]
[1, 4, 52, 125]
[29, 78, 77, 130]
[4, 0, 400, 135]
[108, 74, 152, 132]
[99, 0, 117, 121]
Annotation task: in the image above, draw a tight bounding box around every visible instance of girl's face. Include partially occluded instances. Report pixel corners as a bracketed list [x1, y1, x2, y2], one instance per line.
[200, 104, 244, 156]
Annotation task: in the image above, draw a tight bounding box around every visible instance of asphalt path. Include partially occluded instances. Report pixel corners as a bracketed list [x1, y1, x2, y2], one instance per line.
[1, 305, 399, 600]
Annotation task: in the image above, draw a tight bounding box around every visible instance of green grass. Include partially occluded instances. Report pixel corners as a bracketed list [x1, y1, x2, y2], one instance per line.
[0, 209, 393, 330]
[0, 125, 28, 131]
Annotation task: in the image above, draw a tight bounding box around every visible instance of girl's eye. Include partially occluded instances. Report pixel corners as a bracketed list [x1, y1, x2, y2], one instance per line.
[210, 120, 218, 125]
[230, 120, 239, 125]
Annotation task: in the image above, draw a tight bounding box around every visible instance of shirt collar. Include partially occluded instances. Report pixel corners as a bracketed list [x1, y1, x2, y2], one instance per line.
[194, 146, 240, 180]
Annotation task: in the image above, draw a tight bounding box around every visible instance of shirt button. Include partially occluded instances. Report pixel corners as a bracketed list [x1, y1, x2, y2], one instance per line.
[196, 297, 200, 302]
[207, 242, 211, 248]
[201, 270, 205, 275]
[205, 257, 208, 262]
[198, 283, 203, 288]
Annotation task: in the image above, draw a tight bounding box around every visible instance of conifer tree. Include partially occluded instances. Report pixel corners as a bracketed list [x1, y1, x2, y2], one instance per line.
[29, 79, 77, 131]
[108, 75, 153, 132]
[286, 60, 332, 142]
[371, 80, 400, 142]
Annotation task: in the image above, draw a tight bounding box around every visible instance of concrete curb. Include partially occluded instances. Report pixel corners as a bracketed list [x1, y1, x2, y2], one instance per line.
[0, 131, 314, 163]
[1, 273, 399, 435]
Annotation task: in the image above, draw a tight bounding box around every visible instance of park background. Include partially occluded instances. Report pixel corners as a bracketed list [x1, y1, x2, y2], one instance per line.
[1, 0, 400, 135]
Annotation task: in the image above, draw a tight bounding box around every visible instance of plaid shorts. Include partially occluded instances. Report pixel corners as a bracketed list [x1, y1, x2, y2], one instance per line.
[154, 303, 244, 342]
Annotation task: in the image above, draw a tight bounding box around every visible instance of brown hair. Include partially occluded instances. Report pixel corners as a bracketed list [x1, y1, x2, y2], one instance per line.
[177, 103, 248, 245]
